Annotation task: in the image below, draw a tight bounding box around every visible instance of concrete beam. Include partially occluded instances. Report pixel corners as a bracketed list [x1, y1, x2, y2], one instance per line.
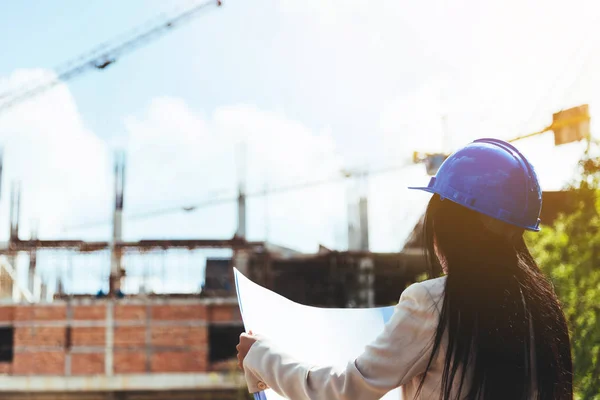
[5, 238, 251, 252]
[0, 373, 245, 392]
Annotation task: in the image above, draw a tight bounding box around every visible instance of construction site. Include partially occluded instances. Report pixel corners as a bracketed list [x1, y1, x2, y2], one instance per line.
[0, 142, 439, 399]
[0, 2, 435, 397]
[0, 1, 593, 399]
[0, 129, 582, 400]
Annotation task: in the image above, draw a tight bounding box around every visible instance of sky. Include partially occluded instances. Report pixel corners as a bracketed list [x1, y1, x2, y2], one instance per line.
[0, 0, 600, 293]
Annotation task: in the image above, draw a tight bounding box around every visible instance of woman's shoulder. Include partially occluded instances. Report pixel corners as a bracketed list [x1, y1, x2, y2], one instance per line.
[400, 276, 446, 313]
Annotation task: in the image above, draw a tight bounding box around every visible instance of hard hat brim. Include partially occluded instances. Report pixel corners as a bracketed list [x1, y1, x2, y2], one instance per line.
[407, 186, 541, 232]
[407, 186, 435, 193]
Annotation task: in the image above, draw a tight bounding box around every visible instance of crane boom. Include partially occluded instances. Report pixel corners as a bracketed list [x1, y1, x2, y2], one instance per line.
[0, 0, 222, 115]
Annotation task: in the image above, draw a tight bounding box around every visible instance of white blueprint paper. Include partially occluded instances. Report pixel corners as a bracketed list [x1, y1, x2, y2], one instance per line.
[234, 268, 400, 400]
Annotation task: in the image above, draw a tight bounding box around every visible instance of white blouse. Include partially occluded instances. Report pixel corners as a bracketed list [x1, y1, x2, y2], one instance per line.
[243, 276, 448, 399]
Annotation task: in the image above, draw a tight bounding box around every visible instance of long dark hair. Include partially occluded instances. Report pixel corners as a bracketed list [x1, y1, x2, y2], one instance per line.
[417, 194, 573, 400]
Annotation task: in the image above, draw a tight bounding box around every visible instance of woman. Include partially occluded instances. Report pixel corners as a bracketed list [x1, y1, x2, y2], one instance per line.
[237, 138, 573, 399]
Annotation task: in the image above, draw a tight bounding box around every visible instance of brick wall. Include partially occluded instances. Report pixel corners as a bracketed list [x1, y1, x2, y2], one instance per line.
[0, 299, 241, 376]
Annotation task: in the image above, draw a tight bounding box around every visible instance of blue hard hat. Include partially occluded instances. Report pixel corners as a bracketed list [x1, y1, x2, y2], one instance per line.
[409, 138, 542, 231]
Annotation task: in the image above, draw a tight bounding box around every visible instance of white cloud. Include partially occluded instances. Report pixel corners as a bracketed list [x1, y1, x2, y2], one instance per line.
[277, 0, 599, 140]
[0, 69, 111, 240]
[121, 98, 347, 252]
[0, 70, 350, 253]
[379, 77, 451, 160]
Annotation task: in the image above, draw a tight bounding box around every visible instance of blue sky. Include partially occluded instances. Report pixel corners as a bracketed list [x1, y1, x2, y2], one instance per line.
[0, 0, 598, 270]
[0, 0, 405, 158]
[2, 0, 285, 142]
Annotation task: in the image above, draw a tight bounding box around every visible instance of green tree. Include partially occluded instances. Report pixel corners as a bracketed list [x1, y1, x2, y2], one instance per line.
[527, 155, 600, 399]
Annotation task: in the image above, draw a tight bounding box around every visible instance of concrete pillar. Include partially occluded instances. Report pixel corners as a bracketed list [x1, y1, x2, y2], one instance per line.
[359, 257, 375, 307]
[235, 142, 247, 239]
[110, 152, 125, 296]
[358, 197, 369, 252]
[105, 301, 114, 376]
[65, 302, 72, 376]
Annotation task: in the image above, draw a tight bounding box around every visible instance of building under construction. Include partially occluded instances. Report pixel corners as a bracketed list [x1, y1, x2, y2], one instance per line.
[0, 141, 580, 400]
[0, 151, 436, 400]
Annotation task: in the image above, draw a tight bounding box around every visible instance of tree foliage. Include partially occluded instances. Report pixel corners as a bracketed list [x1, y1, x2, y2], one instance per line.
[526, 153, 600, 399]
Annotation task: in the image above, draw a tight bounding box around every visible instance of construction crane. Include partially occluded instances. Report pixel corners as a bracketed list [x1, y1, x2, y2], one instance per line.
[413, 104, 592, 176]
[0, 0, 222, 115]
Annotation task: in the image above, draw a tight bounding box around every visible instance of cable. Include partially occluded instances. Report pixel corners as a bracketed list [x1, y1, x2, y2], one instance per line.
[63, 160, 414, 231]
[0, 0, 222, 115]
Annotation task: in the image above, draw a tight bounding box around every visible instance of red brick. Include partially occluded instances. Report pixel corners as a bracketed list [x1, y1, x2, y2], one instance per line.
[115, 305, 147, 321]
[151, 326, 207, 347]
[72, 327, 105, 347]
[0, 306, 14, 322]
[13, 307, 30, 322]
[0, 362, 12, 374]
[114, 351, 146, 374]
[14, 305, 66, 321]
[209, 305, 241, 322]
[71, 353, 104, 375]
[152, 304, 206, 320]
[151, 350, 207, 373]
[114, 326, 146, 348]
[13, 351, 64, 375]
[73, 305, 105, 320]
[15, 326, 65, 347]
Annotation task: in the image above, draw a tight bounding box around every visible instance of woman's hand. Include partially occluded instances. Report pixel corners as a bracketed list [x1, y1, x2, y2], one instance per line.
[237, 330, 258, 370]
